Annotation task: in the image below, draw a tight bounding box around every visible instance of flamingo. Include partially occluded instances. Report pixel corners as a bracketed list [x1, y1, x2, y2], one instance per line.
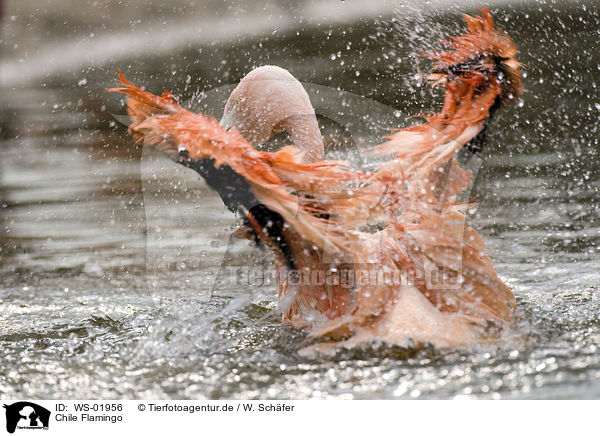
[109, 9, 523, 350]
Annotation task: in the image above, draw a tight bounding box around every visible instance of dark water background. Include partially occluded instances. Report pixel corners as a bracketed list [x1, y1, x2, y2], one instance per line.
[1, 0, 599, 398]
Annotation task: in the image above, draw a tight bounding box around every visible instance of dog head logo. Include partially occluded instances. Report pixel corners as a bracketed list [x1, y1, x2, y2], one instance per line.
[3, 402, 50, 433]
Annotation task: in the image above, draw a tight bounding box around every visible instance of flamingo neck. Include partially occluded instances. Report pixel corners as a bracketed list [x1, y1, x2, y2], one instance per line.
[279, 114, 324, 163]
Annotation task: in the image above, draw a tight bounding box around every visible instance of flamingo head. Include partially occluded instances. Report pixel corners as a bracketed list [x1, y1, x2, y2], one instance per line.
[220, 65, 324, 161]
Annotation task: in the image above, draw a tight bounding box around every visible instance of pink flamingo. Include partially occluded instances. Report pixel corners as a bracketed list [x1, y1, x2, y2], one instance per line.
[109, 9, 522, 350]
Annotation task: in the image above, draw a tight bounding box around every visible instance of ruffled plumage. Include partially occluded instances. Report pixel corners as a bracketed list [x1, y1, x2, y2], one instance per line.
[108, 9, 522, 349]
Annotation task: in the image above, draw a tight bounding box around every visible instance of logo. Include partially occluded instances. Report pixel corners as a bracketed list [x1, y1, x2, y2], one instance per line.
[3, 402, 50, 434]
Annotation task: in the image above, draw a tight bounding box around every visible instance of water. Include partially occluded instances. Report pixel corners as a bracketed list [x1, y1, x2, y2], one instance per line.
[1, 1, 599, 399]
